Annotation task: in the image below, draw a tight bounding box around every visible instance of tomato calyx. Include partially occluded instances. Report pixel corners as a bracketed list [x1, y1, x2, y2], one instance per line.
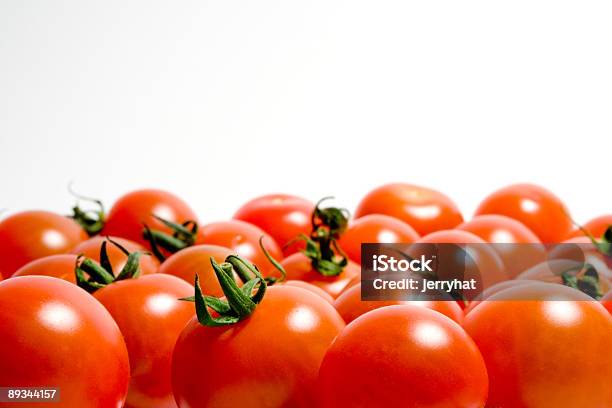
[288, 197, 350, 277]
[75, 237, 147, 292]
[143, 216, 199, 261]
[561, 263, 604, 300]
[182, 254, 267, 327]
[68, 184, 106, 236]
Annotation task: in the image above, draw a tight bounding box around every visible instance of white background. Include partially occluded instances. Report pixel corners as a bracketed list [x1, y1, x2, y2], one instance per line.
[1, 1, 610, 224]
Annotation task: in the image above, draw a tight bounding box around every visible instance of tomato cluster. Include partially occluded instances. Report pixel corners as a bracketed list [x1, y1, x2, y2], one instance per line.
[0, 183, 610, 407]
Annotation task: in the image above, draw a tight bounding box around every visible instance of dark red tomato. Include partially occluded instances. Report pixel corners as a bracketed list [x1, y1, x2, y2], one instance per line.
[279, 252, 360, 298]
[0, 276, 130, 407]
[233, 194, 314, 256]
[282, 280, 334, 304]
[338, 214, 420, 264]
[13, 254, 79, 283]
[567, 214, 612, 239]
[71, 236, 159, 275]
[94, 274, 194, 408]
[464, 283, 612, 407]
[602, 291, 612, 315]
[475, 183, 572, 243]
[0, 211, 87, 279]
[354, 183, 463, 236]
[172, 285, 345, 408]
[195, 220, 283, 277]
[334, 283, 463, 324]
[102, 189, 198, 248]
[318, 305, 488, 407]
[457, 215, 547, 278]
[158, 245, 234, 294]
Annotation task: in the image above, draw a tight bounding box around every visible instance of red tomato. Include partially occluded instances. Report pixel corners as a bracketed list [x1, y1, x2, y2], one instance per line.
[195, 220, 283, 277]
[234, 194, 314, 256]
[0, 276, 130, 407]
[172, 285, 345, 407]
[475, 183, 572, 243]
[279, 252, 360, 298]
[354, 183, 463, 236]
[567, 214, 612, 239]
[71, 236, 159, 275]
[338, 214, 420, 264]
[464, 283, 612, 407]
[318, 305, 488, 407]
[94, 274, 194, 408]
[158, 245, 234, 294]
[334, 283, 463, 324]
[0, 211, 87, 279]
[13, 254, 79, 283]
[602, 291, 612, 315]
[282, 280, 334, 303]
[102, 189, 198, 248]
[457, 214, 547, 278]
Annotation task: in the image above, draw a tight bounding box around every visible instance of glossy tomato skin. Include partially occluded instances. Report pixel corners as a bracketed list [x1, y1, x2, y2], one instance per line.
[354, 183, 463, 236]
[102, 189, 198, 248]
[338, 214, 420, 264]
[457, 215, 546, 278]
[13, 254, 79, 283]
[71, 236, 159, 275]
[94, 274, 194, 408]
[318, 305, 488, 408]
[158, 245, 234, 295]
[0, 211, 87, 279]
[195, 220, 283, 277]
[233, 194, 314, 256]
[172, 286, 345, 408]
[0, 276, 130, 407]
[567, 214, 612, 239]
[279, 252, 360, 298]
[334, 283, 463, 324]
[282, 280, 334, 304]
[464, 284, 612, 408]
[475, 183, 572, 243]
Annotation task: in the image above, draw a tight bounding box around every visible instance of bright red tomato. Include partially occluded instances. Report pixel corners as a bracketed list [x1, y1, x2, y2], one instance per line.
[195, 220, 282, 277]
[464, 283, 612, 407]
[0, 211, 87, 279]
[0, 276, 130, 407]
[279, 252, 360, 298]
[94, 274, 194, 408]
[475, 183, 572, 243]
[158, 245, 234, 294]
[318, 305, 488, 407]
[102, 189, 198, 248]
[457, 215, 547, 278]
[602, 291, 612, 315]
[567, 214, 612, 239]
[172, 285, 345, 407]
[282, 280, 334, 303]
[13, 254, 79, 283]
[338, 214, 420, 264]
[354, 183, 463, 236]
[233, 194, 315, 256]
[71, 236, 159, 275]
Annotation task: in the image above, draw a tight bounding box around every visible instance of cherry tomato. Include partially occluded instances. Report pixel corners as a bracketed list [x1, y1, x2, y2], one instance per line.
[172, 285, 345, 407]
[318, 305, 488, 407]
[195, 220, 282, 277]
[457, 214, 546, 278]
[475, 183, 572, 243]
[0, 211, 87, 279]
[13, 254, 79, 283]
[158, 245, 234, 295]
[94, 274, 194, 408]
[338, 214, 420, 264]
[334, 283, 463, 324]
[602, 291, 612, 315]
[567, 214, 612, 239]
[71, 236, 159, 275]
[102, 189, 198, 248]
[464, 283, 612, 407]
[279, 252, 360, 298]
[234, 194, 314, 256]
[0, 276, 130, 407]
[282, 280, 334, 303]
[354, 183, 463, 236]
